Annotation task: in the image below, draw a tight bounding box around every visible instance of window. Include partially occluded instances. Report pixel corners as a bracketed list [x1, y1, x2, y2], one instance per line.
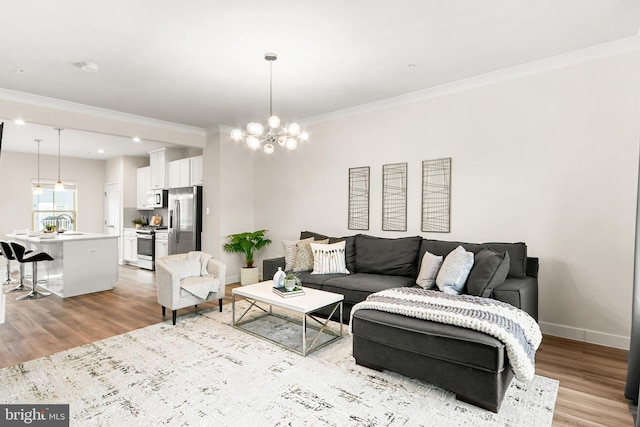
[32, 181, 77, 231]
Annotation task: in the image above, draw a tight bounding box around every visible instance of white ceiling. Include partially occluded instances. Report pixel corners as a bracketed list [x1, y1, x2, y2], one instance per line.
[1, 0, 639, 158]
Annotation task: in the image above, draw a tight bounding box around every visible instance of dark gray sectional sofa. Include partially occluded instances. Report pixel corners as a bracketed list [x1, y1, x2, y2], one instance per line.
[263, 231, 538, 322]
[263, 231, 539, 412]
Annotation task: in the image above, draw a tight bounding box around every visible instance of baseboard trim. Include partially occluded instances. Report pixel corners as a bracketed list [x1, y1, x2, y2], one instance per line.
[540, 321, 630, 350]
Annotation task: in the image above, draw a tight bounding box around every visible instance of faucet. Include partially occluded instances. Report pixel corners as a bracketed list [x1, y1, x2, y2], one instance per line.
[55, 214, 75, 232]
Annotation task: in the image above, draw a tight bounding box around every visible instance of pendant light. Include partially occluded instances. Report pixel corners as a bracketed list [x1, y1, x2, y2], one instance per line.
[33, 139, 43, 195]
[54, 128, 64, 191]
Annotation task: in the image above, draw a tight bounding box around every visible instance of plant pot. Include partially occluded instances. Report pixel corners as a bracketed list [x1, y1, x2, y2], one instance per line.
[240, 267, 259, 286]
[283, 279, 297, 291]
[134, 224, 141, 229]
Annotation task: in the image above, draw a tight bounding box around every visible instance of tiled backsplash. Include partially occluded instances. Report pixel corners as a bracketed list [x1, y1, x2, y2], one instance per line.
[123, 208, 168, 228]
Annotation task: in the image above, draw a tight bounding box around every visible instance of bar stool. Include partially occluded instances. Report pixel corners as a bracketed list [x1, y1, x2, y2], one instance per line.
[1, 241, 30, 292]
[1, 243, 18, 286]
[10, 242, 53, 300]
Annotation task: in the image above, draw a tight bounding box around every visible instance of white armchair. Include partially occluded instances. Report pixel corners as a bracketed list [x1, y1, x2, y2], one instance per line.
[156, 251, 227, 325]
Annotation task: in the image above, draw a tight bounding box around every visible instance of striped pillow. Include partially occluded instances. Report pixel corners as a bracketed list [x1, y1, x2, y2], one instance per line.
[311, 241, 350, 275]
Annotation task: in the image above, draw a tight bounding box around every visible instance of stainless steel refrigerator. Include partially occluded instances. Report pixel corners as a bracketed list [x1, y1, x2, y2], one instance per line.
[168, 186, 203, 255]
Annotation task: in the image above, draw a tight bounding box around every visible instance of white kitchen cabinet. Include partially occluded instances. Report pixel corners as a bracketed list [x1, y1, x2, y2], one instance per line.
[155, 231, 169, 261]
[136, 166, 151, 210]
[149, 150, 164, 189]
[168, 158, 191, 188]
[123, 229, 138, 263]
[168, 155, 203, 188]
[190, 155, 203, 186]
[149, 148, 183, 189]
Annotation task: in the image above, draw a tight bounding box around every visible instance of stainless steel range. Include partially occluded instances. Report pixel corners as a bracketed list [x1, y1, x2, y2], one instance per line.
[136, 226, 168, 270]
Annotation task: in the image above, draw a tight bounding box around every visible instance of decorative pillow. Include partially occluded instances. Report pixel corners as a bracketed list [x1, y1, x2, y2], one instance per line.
[282, 237, 313, 271]
[293, 239, 328, 272]
[483, 242, 527, 279]
[300, 232, 356, 272]
[466, 248, 510, 297]
[198, 254, 216, 277]
[416, 250, 443, 289]
[311, 241, 349, 274]
[419, 240, 527, 279]
[435, 246, 474, 295]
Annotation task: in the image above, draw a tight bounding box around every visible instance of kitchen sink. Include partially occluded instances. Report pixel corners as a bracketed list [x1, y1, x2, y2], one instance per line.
[61, 231, 84, 235]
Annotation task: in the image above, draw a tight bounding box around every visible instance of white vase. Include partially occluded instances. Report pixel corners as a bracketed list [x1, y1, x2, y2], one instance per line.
[240, 267, 259, 286]
[273, 267, 285, 288]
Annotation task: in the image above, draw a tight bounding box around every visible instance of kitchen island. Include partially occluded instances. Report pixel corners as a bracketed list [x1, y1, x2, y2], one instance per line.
[7, 232, 118, 298]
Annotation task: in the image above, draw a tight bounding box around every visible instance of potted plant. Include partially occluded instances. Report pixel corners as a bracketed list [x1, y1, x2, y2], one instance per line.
[283, 272, 301, 291]
[223, 229, 272, 285]
[44, 224, 56, 233]
[132, 217, 143, 229]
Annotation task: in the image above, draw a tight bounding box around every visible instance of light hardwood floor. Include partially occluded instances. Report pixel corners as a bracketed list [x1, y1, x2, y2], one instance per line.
[0, 265, 634, 426]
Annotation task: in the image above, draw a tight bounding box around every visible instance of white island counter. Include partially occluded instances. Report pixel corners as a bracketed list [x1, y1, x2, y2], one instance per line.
[7, 232, 119, 298]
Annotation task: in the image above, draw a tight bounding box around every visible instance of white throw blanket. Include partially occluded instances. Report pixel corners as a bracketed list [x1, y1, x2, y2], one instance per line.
[350, 287, 542, 382]
[180, 253, 219, 299]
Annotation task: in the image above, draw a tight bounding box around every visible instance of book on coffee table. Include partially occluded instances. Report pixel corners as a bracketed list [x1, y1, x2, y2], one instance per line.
[272, 286, 305, 298]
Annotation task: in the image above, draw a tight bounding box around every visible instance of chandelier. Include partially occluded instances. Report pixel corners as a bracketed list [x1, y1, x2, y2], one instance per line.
[230, 53, 308, 154]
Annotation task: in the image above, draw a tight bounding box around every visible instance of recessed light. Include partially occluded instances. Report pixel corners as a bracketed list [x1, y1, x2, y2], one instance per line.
[14, 119, 25, 125]
[132, 137, 141, 143]
[407, 63, 418, 69]
[75, 61, 99, 72]
[98, 149, 105, 154]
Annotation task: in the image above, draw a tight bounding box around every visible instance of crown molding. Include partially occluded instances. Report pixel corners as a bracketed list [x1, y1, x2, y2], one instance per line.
[205, 124, 234, 135]
[0, 88, 206, 136]
[301, 35, 640, 126]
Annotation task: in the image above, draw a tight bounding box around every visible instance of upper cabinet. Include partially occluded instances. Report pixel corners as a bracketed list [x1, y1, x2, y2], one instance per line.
[169, 155, 203, 188]
[190, 155, 203, 186]
[149, 148, 183, 189]
[136, 166, 152, 210]
[168, 158, 190, 188]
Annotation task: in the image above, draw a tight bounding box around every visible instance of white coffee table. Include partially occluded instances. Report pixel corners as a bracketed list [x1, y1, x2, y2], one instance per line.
[232, 280, 344, 356]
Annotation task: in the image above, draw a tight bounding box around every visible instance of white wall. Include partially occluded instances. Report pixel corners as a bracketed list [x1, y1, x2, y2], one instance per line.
[122, 156, 149, 208]
[0, 151, 106, 236]
[202, 129, 255, 283]
[252, 50, 640, 348]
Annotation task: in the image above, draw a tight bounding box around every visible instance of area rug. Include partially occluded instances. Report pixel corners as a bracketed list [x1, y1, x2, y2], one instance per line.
[0, 302, 558, 426]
